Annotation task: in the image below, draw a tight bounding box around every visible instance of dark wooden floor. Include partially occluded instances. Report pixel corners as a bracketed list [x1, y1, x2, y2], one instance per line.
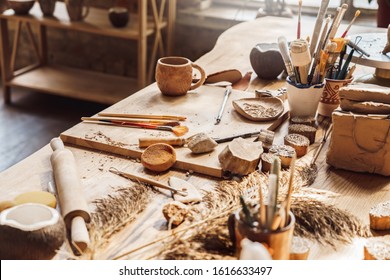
[0, 88, 106, 172]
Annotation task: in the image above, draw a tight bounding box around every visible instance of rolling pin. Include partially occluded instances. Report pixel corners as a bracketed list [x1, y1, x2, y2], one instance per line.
[50, 138, 91, 253]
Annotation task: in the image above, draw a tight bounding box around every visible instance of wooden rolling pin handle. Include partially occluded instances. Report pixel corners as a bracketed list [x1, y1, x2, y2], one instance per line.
[50, 137, 65, 151]
[138, 137, 186, 148]
[71, 216, 90, 253]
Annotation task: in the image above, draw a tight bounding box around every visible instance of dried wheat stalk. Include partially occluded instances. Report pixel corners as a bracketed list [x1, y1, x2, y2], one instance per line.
[84, 184, 153, 259]
[156, 165, 369, 259]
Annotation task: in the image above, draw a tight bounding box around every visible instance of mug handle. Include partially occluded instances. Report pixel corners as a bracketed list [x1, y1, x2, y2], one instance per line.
[82, 5, 90, 19]
[189, 63, 206, 91]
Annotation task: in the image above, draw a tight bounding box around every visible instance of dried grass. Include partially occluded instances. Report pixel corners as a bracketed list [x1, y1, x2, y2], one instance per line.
[156, 164, 369, 259]
[84, 184, 153, 259]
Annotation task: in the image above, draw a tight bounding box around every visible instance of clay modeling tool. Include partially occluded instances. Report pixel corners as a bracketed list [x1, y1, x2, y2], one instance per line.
[341, 10, 361, 38]
[50, 138, 91, 254]
[290, 39, 311, 84]
[309, 0, 330, 56]
[278, 36, 296, 81]
[308, 15, 331, 83]
[98, 113, 187, 121]
[108, 167, 188, 197]
[310, 123, 333, 166]
[215, 85, 232, 125]
[347, 40, 370, 57]
[337, 48, 355, 79]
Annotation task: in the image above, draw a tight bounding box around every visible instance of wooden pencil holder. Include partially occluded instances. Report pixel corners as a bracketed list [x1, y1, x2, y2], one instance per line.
[228, 206, 295, 260]
[317, 77, 353, 117]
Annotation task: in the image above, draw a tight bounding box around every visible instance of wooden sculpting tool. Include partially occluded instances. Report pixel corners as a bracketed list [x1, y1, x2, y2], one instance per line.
[108, 167, 187, 197]
[50, 138, 91, 254]
[328, 4, 348, 40]
[215, 85, 232, 125]
[309, 0, 330, 56]
[278, 36, 296, 81]
[297, 0, 302, 39]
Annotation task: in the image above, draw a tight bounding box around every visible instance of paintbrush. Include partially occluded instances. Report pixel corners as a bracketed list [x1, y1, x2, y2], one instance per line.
[280, 155, 296, 228]
[98, 113, 187, 121]
[297, 0, 302, 39]
[341, 10, 361, 38]
[278, 36, 296, 81]
[267, 158, 280, 230]
[309, 0, 330, 57]
[311, 123, 333, 166]
[337, 48, 355, 80]
[308, 15, 331, 84]
[81, 117, 180, 127]
[82, 119, 189, 137]
[257, 184, 266, 229]
[328, 4, 349, 40]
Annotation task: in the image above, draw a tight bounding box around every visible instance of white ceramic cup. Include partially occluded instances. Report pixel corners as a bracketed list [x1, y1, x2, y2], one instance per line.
[286, 77, 325, 118]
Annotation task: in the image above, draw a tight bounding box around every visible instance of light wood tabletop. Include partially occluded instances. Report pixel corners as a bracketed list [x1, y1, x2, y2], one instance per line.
[0, 16, 389, 260]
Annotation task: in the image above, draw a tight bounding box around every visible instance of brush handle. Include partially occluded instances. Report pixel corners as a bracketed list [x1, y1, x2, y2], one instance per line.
[139, 137, 186, 148]
[98, 113, 187, 121]
[309, 0, 330, 56]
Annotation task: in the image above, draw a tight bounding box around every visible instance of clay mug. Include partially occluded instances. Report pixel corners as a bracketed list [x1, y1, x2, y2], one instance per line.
[65, 0, 89, 21]
[155, 57, 206, 96]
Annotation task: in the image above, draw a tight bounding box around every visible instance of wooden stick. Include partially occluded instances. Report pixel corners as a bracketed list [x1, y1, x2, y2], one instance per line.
[257, 184, 266, 229]
[109, 167, 187, 196]
[309, 0, 330, 57]
[10, 21, 22, 74]
[328, 4, 349, 40]
[281, 155, 296, 228]
[98, 112, 186, 121]
[81, 116, 178, 125]
[297, 0, 302, 39]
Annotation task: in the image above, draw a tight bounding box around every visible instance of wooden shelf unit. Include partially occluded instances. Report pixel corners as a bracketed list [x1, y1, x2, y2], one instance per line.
[0, 1, 176, 104]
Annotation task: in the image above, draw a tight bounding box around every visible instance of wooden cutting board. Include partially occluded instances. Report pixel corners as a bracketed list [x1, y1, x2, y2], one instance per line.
[61, 84, 288, 178]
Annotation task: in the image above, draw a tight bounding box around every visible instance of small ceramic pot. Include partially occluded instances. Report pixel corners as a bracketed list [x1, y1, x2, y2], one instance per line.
[38, 0, 56, 16]
[250, 43, 285, 80]
[108, 6, 129, 28]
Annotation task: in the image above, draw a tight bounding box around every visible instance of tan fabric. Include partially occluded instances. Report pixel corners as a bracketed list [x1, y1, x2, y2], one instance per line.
[326, 111, 390, 176]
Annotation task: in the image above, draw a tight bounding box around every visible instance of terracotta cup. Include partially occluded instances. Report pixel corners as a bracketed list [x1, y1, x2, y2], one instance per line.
[65, 0, 89, 21]
[317, 77, 353, 117]
[155, 57, 206, 96]
[229, 207, 295, 260]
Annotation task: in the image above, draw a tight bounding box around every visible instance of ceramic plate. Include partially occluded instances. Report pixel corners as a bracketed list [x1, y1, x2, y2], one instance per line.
[232, 97, 284, 121]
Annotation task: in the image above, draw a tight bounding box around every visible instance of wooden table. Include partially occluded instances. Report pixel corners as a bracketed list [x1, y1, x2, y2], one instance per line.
[0, 16, 388, 260]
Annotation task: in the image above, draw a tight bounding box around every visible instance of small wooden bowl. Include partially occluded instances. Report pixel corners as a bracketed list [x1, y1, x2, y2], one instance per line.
[141, 143, 176, 172]
[8, 0, 35, 15]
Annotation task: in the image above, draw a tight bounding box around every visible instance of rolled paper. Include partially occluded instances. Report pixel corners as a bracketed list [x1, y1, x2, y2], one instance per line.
[290, 39, 311, 84]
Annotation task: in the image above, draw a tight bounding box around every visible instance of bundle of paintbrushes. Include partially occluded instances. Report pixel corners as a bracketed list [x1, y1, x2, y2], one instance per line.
[278, 1, 364, 86]
[81, 113, 189, 136]
[239, 156, 296, 231]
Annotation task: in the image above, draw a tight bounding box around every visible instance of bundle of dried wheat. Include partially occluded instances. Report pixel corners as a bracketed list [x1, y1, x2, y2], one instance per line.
[85, 185, 153, 259]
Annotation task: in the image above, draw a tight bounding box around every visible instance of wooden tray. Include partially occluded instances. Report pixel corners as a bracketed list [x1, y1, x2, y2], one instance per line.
[232, 97, 284, 121]
[61, 85, 288, 178]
